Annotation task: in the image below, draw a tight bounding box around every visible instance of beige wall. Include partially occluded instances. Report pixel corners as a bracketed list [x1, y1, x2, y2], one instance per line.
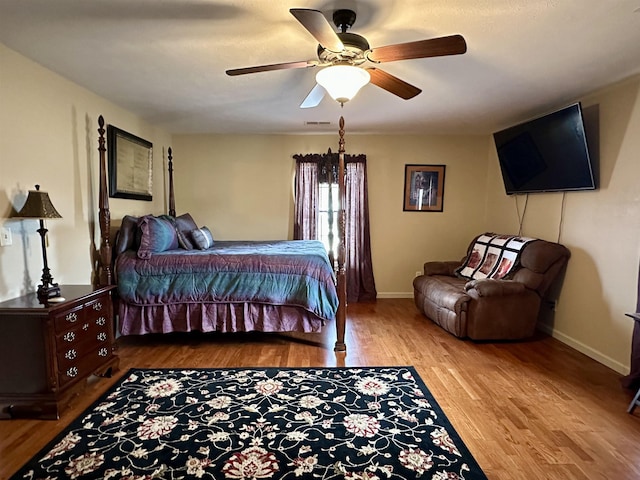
[0, 43, 172, 301]
[172, 133, 491, 296]
[485, 75, 640, 374]
[3, 42, 640, 376]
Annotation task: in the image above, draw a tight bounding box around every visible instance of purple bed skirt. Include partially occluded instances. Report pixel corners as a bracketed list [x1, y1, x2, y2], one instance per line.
[118, 301, 326, 336]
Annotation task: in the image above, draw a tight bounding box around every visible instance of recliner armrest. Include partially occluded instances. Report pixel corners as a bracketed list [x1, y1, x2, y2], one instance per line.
[423, 261, 461, 276]
[464, 278, 526, 297]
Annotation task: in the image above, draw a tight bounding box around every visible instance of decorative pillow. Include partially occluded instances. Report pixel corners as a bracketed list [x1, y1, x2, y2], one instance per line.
[137, 215, 180, 259]
[191, 226, 214, 250]
[173, 213, 198, 250]
[114, 215, 140, 256]
[175, 229, 193, 250]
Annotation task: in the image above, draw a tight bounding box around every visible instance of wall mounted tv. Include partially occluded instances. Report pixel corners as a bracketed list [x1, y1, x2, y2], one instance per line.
[493, 102, 596, 194]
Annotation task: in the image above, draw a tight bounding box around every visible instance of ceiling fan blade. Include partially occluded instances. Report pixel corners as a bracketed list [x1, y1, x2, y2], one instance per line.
[290, 8, 344, 53]
[226, 60, 317, 76]
[366, 68, 421, 100]
[367, 34, 467, 63]
[300, 83, 326, 108]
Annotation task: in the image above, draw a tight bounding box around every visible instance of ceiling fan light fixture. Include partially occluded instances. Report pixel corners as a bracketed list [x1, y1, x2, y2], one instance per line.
[316, 65, 370, 105]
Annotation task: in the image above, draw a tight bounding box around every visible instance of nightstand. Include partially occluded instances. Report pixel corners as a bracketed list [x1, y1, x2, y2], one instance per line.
[0, 285, 119, 419]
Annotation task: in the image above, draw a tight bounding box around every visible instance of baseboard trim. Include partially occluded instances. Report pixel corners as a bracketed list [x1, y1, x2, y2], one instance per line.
[538, 323, 629, 375]
[377, 292, 413, 299]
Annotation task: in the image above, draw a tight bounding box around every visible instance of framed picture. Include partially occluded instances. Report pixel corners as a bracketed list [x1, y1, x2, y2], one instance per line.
[403, 164, 446, 212]
[107, 125, 153, 201]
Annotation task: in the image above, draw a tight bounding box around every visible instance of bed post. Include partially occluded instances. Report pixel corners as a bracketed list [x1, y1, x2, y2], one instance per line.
[334, 116, 347, 352]
[167, 147, 176, 217]
[97, 115, 112, 286]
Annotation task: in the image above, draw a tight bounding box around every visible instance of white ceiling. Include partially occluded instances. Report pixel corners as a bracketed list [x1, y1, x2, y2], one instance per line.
[1, 0, 640, 135]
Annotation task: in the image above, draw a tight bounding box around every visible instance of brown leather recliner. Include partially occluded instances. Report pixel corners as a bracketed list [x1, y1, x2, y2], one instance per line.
[413, 233, 570, 340]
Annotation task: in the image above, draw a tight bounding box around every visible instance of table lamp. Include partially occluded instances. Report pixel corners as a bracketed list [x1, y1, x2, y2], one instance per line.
[14, 184, 63, 302]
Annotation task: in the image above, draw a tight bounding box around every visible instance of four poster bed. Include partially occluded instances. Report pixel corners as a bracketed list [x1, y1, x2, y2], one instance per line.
[95, 115, 348, 351]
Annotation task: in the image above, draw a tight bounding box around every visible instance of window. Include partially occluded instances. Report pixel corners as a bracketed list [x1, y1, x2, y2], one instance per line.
[318, 182, 340, 258]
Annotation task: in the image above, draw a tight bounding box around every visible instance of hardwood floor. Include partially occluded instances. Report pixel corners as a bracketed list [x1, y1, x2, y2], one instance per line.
[2, 298, 640, 479]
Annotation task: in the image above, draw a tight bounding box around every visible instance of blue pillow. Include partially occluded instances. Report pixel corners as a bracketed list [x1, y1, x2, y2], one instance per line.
[137, 215, 179, 259]
[191, 226, 214, 250]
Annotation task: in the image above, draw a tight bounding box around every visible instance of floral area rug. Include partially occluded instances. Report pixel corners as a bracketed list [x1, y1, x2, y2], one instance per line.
[12, 367, 488, 479]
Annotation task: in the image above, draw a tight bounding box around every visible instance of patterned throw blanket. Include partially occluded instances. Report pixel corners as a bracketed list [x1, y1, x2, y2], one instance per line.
[456, 233, 536, 280]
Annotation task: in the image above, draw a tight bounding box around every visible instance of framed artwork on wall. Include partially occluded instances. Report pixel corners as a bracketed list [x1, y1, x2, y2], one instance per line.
[107, 125, 153, 201]
[403, 164, 446, 212]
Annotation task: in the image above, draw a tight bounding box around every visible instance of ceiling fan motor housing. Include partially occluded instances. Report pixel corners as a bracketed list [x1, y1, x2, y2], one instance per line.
[316, 9, 369, 66]
[317, 32, 370, 65]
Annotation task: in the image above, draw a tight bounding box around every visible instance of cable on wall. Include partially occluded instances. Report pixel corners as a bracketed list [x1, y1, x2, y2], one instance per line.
[557, 191, 567, 243]
[515, 194, 529, 236]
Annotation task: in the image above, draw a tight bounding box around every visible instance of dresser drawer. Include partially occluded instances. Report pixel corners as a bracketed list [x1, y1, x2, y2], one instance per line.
[58, 347, 114, 389]
[53, 304, 86, 334]
[53, 292, 111, 335]
[55, 317, 103, 346]
[85, 294, 111, 326]
[56, 326, 111, 371]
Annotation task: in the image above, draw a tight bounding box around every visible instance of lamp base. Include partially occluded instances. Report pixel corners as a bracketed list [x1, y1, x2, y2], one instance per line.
[47, 296, 66, 303]
[38, 283, 61, 302]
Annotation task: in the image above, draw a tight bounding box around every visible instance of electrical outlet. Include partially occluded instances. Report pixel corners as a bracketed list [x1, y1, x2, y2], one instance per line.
[415, 270, 422, 277]
[0, 227, 12, 246]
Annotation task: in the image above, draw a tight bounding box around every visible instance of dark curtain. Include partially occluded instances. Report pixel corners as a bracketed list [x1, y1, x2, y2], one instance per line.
[293, 151, 377, 303]
[293, 161, 318, 240]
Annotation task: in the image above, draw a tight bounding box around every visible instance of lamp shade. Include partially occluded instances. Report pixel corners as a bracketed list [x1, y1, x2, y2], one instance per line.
[316, 65, 370, 105]
[14, 185, 62, 219]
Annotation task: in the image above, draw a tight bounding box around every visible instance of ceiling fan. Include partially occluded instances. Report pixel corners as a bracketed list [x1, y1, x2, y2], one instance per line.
[225, 8, 467, 108]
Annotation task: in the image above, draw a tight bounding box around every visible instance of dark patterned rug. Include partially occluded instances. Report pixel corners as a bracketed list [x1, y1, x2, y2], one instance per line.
[11, 367, 487, 479]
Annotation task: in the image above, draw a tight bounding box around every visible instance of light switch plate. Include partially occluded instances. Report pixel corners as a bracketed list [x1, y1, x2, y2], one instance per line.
[1, 227, 12, 246]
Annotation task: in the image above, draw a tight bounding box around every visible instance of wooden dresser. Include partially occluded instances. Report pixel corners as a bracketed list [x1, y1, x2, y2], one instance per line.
[0, 285, 119, 419]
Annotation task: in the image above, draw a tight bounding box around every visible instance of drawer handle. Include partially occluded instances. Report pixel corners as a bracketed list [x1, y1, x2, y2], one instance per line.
[96, 317, 106, 326]
[65, 349, 77, 360]
[97, 332, 107, 342]
[66, 367, 78, 378]
[98, 347, 109, 357]
[63, 332, 75, 342]
[65, 312, 78, 323]
[93, 302, 102, 311]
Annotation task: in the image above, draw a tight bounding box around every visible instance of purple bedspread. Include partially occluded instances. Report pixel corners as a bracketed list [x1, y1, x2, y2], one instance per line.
[115, 240, 339, 323]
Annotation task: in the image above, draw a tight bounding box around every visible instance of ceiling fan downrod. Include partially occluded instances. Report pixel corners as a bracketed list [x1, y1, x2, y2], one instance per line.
[333, 9, 357, 33]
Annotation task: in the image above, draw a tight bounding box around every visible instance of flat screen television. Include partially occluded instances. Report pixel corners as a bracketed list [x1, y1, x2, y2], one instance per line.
[493, 103, 596, 194]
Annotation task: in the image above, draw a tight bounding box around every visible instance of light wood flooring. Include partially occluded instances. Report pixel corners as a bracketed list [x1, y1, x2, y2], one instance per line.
[2, 298, 640, 479]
